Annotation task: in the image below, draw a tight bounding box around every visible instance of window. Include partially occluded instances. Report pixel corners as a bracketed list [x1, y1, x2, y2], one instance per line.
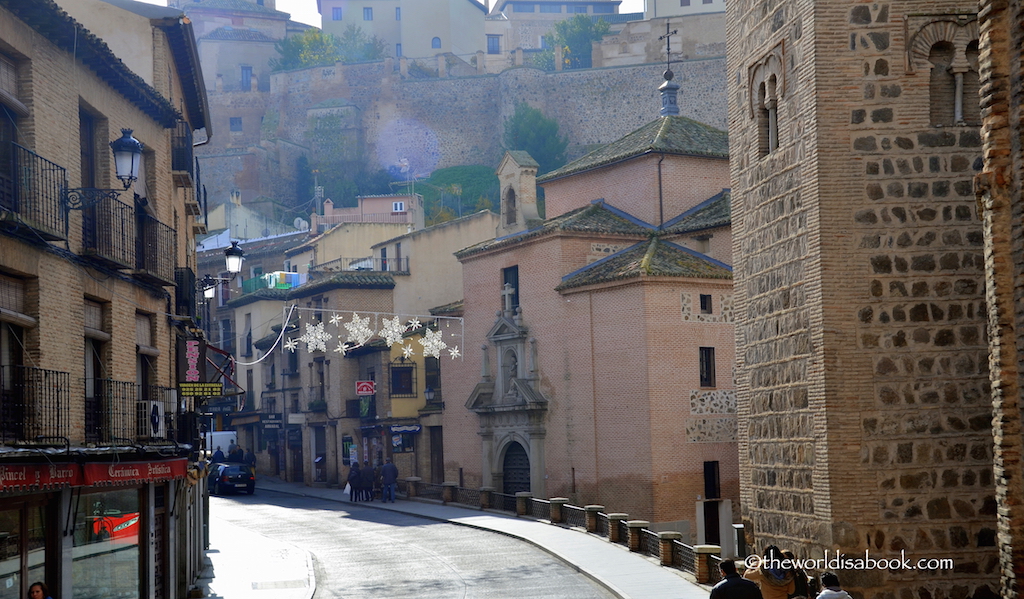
[390, 362, 416, 397]
[704, 461, 721, 499]
[540, 3, 561, 12]
[502, 265, 520, 311]
[79, 108, 96, 188]
[699, 347, 716, 387]
[487, 35, 501, 54]
[342, 435, 354, 465]
[380, 246, 388, 271]
[395, 242, 403, 271]
[243, 313, 252, 357]
[240, 65, 252, 90]
[695, 236, 711, 254]
[431, 37, 441, 49]
[424, 356, 441, 401]
[503, 187, 517, 225]
[573, 5, 587, 12]
[229, 117, 242, 132]
[73, 489, 138, 596]
[363, 7, 373, 20]
[392, 201, 406, 212]
[392, 433, 415, 452]
[332, 6, 342, 19]
[700, 294, 713, 314]
[396, 44, 402, 57]
[395, 6, 401, 19]
[681, 0, 690, 5]
[593, 4, 614, 12]
[512, 2, 535, 11]
[703, 0, 713, 4]
[757, 76, 778, 156]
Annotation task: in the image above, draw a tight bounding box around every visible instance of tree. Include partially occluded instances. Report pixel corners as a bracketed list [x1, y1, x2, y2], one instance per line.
[270, 29, 340, 71]
[336, 25, 387, 63]
[542, 15, 610, 70]
[503, 102, 568, 175]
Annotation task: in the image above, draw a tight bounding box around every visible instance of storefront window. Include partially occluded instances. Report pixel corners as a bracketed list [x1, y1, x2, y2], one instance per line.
[74, 489, 140, 598]
[0, 508, 21, 599]
[0, 503, 48, 599]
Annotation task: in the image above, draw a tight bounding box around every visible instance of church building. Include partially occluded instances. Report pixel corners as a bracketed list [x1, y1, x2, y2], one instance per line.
[443, 76, 739, 542]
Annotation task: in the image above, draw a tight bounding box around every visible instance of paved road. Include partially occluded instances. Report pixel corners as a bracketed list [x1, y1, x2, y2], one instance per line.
[209, 488, 617, 599]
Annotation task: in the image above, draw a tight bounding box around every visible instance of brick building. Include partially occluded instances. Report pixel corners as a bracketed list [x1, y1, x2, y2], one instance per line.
[976, 0, 1024, 595]
[442, 88, 739, 541]
[0, 0, 211, 596]
[727, 0, 997, 596]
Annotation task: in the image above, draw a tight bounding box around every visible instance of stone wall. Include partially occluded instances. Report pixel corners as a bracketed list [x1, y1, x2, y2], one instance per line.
[728, 0, 998, 596]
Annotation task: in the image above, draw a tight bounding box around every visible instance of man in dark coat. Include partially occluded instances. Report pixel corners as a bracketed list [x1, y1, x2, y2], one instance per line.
[380, 457, 399, 502]
[710, 559, 763, 599]
[359, 460, 375, 501]
[347, 463, 361, 502]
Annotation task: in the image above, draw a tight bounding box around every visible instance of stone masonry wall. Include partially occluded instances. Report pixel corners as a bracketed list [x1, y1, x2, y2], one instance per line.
[729, 0, 998, 596]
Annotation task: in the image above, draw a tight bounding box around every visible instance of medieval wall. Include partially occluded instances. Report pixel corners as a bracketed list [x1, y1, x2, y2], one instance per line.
[729, 0, 998, 595]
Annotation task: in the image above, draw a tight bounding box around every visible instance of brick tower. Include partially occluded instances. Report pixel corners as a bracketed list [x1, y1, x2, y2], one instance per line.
[727, 0, 999, 596]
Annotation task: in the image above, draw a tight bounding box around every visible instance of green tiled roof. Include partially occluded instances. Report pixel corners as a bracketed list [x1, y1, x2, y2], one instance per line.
[289, 272, 395, 298]
[456, 201, 652, 259]
[556, 237, 732, 291]
[538, 116, 729, 183]
[204, 27, 277, 42]
[663, 189, 731, 235]
[226, 287, 290, 309]
[505, 151, 538, 168]
[430, 300, 464, 316]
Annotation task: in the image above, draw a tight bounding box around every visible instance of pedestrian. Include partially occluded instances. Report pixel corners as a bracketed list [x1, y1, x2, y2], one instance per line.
[710, 559, 763, 599]
[380, 457, 399, 502]
[243, 448, 256, 468]
[229, 446, 244, 462]
[782, 550, 809, 599]
[359, 460, 375, 501]
[347, 462, 361, 502]
[744, 546, 795, 599]
[227, 439, 237, 455]
[814, 573, 853, 599]
[211, 446, 224, 463]
[28, 581, 53, 599]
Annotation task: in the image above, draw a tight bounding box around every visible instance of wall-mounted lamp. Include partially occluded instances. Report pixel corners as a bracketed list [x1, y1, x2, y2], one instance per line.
[62, 129, 144, 211]
[199, 241, 246, 299]
[424, 387, 435, 402]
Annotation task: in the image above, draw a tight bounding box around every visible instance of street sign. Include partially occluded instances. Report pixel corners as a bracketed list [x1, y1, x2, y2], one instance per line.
[356, 380, 376, 395]
[178, 382, 223, 397]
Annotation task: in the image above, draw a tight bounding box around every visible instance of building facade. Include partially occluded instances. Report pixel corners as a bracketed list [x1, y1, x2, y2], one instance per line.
[0, 0, 211, 596]
[727, 0, 997, 595]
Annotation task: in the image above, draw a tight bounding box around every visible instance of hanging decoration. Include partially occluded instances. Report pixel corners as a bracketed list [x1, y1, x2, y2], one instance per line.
[296, 321, 331, 353]
[418, 328, 448, 358]
[402, 343, 416, 359]
[343, 313, 375, 347]
[380, 316, 406, 347]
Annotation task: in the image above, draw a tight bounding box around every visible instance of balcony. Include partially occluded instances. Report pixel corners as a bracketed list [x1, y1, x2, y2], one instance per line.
[310, 256, 409, 273]
[0, 365, 70, 444]
[0, 142, 67, 241]
[84, 380, 176, 444]
[171, 120, 194, 189]
[174, 267, 197, 319]
[133, 213, 176, 286]
[82, 194, 135, 269]
[311, 212, 413, 232]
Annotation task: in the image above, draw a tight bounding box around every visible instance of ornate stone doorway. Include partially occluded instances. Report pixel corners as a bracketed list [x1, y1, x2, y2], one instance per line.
[502, 441, 530, 494]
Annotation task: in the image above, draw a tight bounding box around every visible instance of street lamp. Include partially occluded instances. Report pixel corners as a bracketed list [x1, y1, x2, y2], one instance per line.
[424, 388, 435, 402]
[199, 241, 246, 299]
[62, 128, 144, 211]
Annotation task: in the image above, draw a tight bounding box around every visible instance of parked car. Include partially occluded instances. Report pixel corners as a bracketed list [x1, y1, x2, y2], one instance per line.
[208, 463, 255, 495]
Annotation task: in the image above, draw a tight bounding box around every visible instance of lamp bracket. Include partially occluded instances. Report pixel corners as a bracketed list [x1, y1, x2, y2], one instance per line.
[62, 187, 123, 211]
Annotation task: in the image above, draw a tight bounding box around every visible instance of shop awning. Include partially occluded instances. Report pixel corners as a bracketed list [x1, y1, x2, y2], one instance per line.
[0, 463, 83, 491]
[83, 458, 189, 486]
[390, 425, 422, 434]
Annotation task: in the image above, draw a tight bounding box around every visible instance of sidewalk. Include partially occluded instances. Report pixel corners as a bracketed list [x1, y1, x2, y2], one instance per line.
[248, 476, 712, 599]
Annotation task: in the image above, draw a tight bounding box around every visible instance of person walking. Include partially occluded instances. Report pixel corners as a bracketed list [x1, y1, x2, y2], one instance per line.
[380, 457, 399, 502]
[359, 460, 375, 501]
[243, 448, 256, 468]
[709, 559, 763, 599]
[211, 446, 224, 463]
[347, 462, 361, 502]
[814, 573, 853, 599]
[744, 546, 795, 599]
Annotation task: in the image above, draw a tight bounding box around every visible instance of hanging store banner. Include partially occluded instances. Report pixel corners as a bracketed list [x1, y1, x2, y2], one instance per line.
[83, 459, 189, 486]
[178, 338, 222, 396]
[0, 463, 84, 491]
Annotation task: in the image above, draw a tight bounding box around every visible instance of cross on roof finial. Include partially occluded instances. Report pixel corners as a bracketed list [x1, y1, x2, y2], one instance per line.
[658, 22, 679, 81]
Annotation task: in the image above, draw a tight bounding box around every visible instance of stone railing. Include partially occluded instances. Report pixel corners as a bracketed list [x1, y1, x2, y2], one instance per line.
[402, 478, 723, 584]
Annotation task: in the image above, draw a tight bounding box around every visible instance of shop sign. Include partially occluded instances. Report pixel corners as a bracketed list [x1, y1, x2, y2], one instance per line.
[356, 380, 376, 395]
[0, 463, 83, 491]
[83, 459, 188, 486]
[262, 413, 283, 430]
[177, 338, 218, 396]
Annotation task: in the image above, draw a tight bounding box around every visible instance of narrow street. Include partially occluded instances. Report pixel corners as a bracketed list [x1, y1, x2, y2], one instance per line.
[209, 489, 617, 599]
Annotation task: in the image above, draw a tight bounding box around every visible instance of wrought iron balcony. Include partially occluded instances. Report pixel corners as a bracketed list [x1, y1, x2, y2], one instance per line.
[310, 256, 409, 273]
[171, 120, 194, 188]
[133, 212, 176, 286]
[175, 267, 197, 319]
[0, 142, 67, 241]
[84, 380, 177, 444]
[81, 193, 135, 269]
[0, 365, 70, 444]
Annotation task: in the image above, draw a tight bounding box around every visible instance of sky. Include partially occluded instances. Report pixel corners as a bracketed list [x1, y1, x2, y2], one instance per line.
[135, 0, 645, 28]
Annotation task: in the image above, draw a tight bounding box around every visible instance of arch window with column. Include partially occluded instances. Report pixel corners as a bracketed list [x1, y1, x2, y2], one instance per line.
[909, 18, 980, 127]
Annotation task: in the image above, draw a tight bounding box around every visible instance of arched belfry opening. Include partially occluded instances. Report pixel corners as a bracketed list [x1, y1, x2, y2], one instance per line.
[494, 151, 541, 236]
[503, 187, 517, 226]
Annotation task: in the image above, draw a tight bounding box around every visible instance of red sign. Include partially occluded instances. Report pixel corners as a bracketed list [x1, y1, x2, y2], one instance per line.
[83, 459, 188, 486]
[0, 463, 83, 491]
[356, 380, 376, 395]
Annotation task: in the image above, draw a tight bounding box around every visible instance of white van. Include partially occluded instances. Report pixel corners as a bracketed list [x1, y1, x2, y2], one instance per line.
[203, 431, 236, 458]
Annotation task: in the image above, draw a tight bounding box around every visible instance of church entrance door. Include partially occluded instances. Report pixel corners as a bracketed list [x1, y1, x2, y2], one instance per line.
[502, 441, 530, 494]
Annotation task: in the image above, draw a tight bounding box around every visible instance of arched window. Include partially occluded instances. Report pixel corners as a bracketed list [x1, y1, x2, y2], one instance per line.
[431, 37, 441, 49]
[504, 187, 517, 225]
[929, 41, 956, 126]
[963, 40, 981, 125]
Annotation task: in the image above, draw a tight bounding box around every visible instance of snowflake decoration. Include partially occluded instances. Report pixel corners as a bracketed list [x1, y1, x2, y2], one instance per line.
[406, 317, 421, 331]
[380, 316, 406, 347]
[344, 313, 375, 347]
[283, 337, 299, 352]
[402, 344, 415, 359]
[418, 328, 448, 358]
[448, 345, 461, 360]
[333, 341, 349, 355]
[298, 321, 332, 353]
[329, 312, 345, 326]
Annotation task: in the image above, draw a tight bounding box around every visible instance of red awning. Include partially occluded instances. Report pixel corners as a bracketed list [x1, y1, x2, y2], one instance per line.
[0, 463, 83, 491]
[82, 459, 189, 487]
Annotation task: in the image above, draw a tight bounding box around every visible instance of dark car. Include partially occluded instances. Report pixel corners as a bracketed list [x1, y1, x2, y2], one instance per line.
[208, 462, 255, 495]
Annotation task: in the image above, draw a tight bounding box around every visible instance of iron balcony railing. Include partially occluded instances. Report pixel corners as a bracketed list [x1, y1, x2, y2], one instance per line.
[310, 256, 409, 273]
[134, 212, 176, 286]
[0, 142, 67, 241]
[0, 365, 70, 444]
[171, 120, 193, 185]
[174, 267, 197, 319]
[82, 194, 135, 269]
[84, 380, 177, 444]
